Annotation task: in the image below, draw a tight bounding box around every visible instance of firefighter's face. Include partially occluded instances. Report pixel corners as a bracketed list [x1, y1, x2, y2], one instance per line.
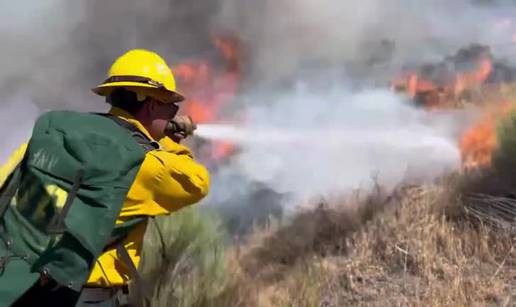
[145, 98, 179, 139]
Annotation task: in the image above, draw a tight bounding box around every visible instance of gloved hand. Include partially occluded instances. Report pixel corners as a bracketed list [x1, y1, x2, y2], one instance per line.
[165, 115, 197, 143]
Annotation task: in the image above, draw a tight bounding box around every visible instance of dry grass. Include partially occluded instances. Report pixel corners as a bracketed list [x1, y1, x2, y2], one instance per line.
[137, 176, 516, 307]
[220, 177, 516, 307]
[136, 178, 516, 306]
[215, 95, 516, 306]
[135, 81, 516, 306]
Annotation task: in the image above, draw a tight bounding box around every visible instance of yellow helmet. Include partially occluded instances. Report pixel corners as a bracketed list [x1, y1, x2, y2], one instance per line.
[92, 49, 184, 103]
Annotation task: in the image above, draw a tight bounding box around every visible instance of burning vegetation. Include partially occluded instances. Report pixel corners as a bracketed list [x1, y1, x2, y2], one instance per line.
[390, 44, 516, 109]
[174, 34, 243, 124]
[460, 101, 514, 170]
[5, 1, 516, 306]
[390, 43, 516, 171]
[173, 34, 244, 164]
[136, 39, 516, 306]
[172, 37, 516, 173]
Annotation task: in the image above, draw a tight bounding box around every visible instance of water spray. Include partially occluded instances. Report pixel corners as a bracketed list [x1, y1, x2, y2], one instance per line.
[195, 123, 459, 153]
[195, 123, 298, 144]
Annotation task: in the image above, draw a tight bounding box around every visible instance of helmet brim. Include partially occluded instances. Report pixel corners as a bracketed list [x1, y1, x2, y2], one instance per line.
[92, 82, 185, 103]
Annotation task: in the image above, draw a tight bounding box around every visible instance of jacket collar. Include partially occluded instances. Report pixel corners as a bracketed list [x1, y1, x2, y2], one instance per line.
[109, 107, 155, 141]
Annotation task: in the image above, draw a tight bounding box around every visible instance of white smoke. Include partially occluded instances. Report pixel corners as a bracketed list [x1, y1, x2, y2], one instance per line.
[0, 1, 220, 164]
[0, 98, 39, 163]
[192, 0, 516, 210]
[0, 0, 514, 211]
[216, 0, 516, 82]
[0, 1, 88, 163]
[199, 87, 463, 208]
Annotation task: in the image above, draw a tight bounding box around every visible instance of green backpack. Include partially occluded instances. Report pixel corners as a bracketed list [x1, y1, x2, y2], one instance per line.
[0, 110, 155, 291]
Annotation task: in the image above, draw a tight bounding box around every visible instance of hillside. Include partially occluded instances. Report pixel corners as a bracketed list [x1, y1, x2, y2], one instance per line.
[138, 176, 515, 307]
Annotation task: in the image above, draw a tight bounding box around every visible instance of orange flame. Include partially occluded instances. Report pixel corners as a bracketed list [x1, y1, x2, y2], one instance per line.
[172, 34, 243, 161]
[391, 45, 493, 109]
[460, 102, 513, 170]
[453, 57, 493, 95]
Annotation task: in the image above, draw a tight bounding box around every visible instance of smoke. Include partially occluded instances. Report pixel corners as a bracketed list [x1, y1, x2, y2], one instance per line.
[199, 0, 516, 209]
[1, 1, 516, 208]
[0, 1, 75, 162]
[0, 97, 39, 163]
[215, 0, 516, 83]
[4, 0, 516, 109]
[0, 0, 222, 162]
[199, 87, 464, 208]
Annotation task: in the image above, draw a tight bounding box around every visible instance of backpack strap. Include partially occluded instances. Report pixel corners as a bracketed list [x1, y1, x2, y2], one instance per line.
[0, 165, 22, 220]
[97, 113, 160, 296]
[0, 164, 23, 276]
[95, 113, 160, 153]
[0, 165, 22, 251]
[100, 217, 150, 300]
[46, 169, 85, 234]
[116, 243, 152, 299]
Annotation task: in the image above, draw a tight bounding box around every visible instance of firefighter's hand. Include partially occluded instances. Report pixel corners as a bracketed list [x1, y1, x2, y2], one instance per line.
[165, 115, 197, 143]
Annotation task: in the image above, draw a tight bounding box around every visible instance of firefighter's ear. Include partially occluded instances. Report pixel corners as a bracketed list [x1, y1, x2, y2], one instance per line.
[146, 99, 159, 115]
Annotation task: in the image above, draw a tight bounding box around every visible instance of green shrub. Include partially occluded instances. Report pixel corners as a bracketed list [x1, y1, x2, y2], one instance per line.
[138, 206, 229, 307]
[492, 105, 516, 185]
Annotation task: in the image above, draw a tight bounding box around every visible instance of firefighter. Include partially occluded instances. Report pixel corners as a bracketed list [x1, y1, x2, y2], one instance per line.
[0, 49, 210, 306]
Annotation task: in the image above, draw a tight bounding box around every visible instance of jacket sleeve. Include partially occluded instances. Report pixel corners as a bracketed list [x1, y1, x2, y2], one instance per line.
[124, 137, 210, 215]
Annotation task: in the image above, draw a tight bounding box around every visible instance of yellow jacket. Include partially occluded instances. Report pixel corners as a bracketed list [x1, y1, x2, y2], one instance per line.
[0, 108, 210, 287]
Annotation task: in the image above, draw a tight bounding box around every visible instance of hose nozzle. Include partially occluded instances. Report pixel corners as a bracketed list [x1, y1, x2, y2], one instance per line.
[165, 115, 197, 142]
